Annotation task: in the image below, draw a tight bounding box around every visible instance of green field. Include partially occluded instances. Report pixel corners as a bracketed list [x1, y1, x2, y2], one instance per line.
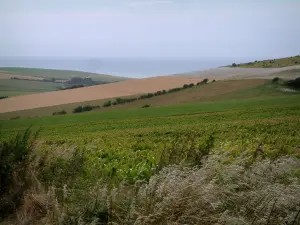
[0, 79, 62, 97]
[229, 55, 300, 68]
[0, 79, 297, 120]
[0, 67, 130, 82]
[1, 83, 300, 224]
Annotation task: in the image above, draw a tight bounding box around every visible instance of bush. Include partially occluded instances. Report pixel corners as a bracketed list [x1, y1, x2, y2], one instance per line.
[212, 80, 216, 83]
[183, 84, 189, 89]
[52, 110, 67, 116]
[286, 77, 300, 88]
[188, 83, 194, 88]
[73, 105, 99, 113]
[103, 101, 112, 107]
[232, 63, 237, 67]
[0, 96, 8, 100]
[0, 128, 39, 217]
[73, 106, 83, 113]
[142, 104, 151, 108]
[203, 78, 209, 84]
[272, 77, 280, 83]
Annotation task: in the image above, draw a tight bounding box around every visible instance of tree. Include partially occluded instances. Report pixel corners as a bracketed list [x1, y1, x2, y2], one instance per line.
[232, 63, 237, 67]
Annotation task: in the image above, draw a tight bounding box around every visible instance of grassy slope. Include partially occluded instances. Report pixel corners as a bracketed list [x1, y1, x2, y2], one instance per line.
[0, 79, 62, 97]
[0, 79, 297, 120]
[1, 91, 300, 224]
[1, 94, 300, 132]
[0, 67, 130, 82]
[229, 55, 300, 68]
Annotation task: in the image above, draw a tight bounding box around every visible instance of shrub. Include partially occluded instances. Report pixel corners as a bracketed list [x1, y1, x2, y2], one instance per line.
[73, 106, 83, 113]
[232, 63, 237, 67]
[0, 96, 8, 100]
[0, 128, 39, 217]
[188, 83, 194, 88]
[203, 78, 209, 84]
[183, 84, 189, 89]
[142, 104, 151, 108]
[287, 77, 300, 88]
[168, 87, 181, 93]
[212, 80, 216, 83]
[112, 101, 118, 105]
[103, 101, 112, 107]
[272, 77, 280, 83]
[53, 110, 67, 115]
[73, 105, 99, 113]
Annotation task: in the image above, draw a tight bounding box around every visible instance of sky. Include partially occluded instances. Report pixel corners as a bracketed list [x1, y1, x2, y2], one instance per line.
[0, 0, 299, 59]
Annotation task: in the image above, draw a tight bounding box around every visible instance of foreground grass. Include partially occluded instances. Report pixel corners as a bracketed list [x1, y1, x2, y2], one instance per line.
[229, 55, 300, 68]
[1, 94, 300, 224]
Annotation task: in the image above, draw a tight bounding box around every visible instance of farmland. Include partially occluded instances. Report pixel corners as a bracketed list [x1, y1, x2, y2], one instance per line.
[1, 90, 300, 224]
[0, 79, 62, 97]
[0, 67, 130, 82]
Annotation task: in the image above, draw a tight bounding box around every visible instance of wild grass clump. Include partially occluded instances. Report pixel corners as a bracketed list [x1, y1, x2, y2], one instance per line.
[0, 128, 39, 220]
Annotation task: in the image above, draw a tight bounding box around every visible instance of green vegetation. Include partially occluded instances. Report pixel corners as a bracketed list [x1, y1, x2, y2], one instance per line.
[287, 77, 300, 89]
[0, 96, 8, 100]
[141, 104, 150, 108]
[72, 105, 100, 113]
[0, 79, 62, 97]
[52, 110, 67, 116]
[229, 55, 300, 68]
[1, 92, 300, 224]
[0, 67, 130, 82]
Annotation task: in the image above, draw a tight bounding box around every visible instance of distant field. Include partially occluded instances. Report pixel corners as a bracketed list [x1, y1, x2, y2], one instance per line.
[0, 67, 130, 82]
[228, 55, 300, 68]
[0, 79, 62, 97]
[1, 79, 299, 120]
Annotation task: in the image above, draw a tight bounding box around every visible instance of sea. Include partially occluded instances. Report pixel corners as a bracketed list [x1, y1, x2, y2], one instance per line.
[0, 57, 257, 78]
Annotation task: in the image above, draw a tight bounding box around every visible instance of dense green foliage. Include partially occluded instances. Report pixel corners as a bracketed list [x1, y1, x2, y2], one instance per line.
[0, 128, 38, 218]
[1, 93, 300, 224]
[287, 77, 300, 89]
[73, 105, 100, 113]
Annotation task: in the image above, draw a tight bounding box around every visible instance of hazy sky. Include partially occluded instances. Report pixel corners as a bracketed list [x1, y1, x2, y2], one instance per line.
[0, 0, 299, 58]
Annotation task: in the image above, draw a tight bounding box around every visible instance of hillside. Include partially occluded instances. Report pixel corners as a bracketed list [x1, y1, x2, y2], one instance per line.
[1, 78, 299, 120]
[0, 79, 62, 97]
[1, 94, 300, 224]
[176, 65, 300, 80]
[0, 76, 203, 113]
[0, 67, 130, 82]
[228, 55, 300, 68]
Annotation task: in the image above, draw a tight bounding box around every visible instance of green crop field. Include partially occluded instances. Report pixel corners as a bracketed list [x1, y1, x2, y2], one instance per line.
[0, 67, 130, 82]
[1, 87, 300, 224]
[229, 55, 300, 68]
[0, 79, 62, 97]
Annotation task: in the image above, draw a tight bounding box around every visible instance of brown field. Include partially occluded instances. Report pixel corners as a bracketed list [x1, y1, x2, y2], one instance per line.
[0, 76, 204, 113]
[0, 79, 267, 120]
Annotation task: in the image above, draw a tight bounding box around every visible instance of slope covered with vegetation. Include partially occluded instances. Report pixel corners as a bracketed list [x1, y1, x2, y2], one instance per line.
[1, 93, 300, 224]
[229, 55, 300, 68]
[0, 67, 130, 82]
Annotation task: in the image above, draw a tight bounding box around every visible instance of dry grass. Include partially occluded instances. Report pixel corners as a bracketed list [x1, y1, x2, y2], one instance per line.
[5, 150, 300, 225]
